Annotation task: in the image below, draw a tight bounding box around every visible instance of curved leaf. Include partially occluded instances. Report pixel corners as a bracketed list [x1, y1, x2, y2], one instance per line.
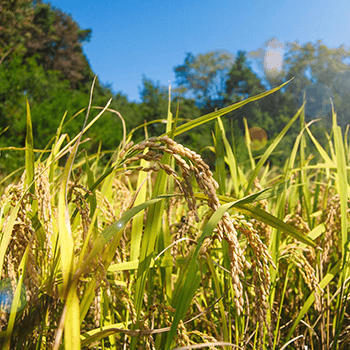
[75, 194, 176, 278]
[166, 80, 292, 137]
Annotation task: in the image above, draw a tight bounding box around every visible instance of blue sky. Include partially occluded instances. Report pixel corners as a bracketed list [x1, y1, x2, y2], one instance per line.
[48, 0, 350, 102]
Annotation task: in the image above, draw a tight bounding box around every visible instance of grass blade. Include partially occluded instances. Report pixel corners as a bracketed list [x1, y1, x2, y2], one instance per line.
[245, 101, 304, 194]
[2, 246, 29, 350]
[76, 194, 175, 278]
[243, 117, 255, 170]
[194, 187, 317, 248]
[131, 94, 174, 348]
[214, 120, 227, 195]
[168, 80, 292, 137]
[64, 282, 81, 350]
[165, 182, 314, 348]
[286, 260, 341, 340]
[130, 158, 149, 261]
[25, 100, 35, 195]
[216, 117, 244, 197]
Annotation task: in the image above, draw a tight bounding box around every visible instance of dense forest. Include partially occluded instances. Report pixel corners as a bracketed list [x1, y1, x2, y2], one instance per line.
[1, 0, 350, 173]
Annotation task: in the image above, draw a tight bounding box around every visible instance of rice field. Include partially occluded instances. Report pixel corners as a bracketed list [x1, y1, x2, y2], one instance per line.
[0, 79, 349, 349]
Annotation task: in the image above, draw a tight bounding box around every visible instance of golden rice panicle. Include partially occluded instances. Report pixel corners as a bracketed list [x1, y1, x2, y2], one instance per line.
[0, 173, 39, 318]
[128, 136, 202, 221]
[220, 215, 245, 314]
[119, 140, 134, 159]
[282, 245, 323, 312]
[67, 182, 92, 255]
[284, 212, 310, 235]
[127, 136, 252, 314]
[93, 288, 101, 327]
[283, 212, 323, 310]
[233, 216, 275, 346]
[293, 250, 323, 311]
[170, 211, 198, 261]
[158, 136, 249, 314]
[321, 194, 341, 265]
[176, 319, 191, 348]
[252, 178, 271, 243]
[154, 136, 249, 313]
[35, 163, 54, 262]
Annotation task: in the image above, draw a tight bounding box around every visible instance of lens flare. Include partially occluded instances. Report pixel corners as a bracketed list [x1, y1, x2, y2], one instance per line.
[333, 71, 350, 96]
[247, 127, 268, 151]
[299, 83, 334, 120]
[263, 38, 284, 78]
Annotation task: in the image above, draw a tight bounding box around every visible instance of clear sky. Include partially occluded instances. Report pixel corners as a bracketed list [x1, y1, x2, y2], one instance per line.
[48, 0, 350, 102]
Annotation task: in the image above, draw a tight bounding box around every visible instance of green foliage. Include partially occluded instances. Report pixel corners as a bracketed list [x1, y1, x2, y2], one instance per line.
[2, 6, 350, 348]
[0, 0, 34, 64]
[137, 77, 213, 156]
[2, 1, 349, 176]
[174, 50, 234, 110]
[24, 1, 93, 89]
[1, 81, 350, 349]
[226, 51, 266, 100]
[283, 40, 350, 128]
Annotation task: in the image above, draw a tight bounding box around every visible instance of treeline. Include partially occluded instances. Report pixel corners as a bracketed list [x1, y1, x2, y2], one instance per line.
[1, 0, 350, 173]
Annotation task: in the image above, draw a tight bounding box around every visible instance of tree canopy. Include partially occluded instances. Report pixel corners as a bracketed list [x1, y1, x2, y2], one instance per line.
[0, 0, 34, 64]
[24, 1, 93, 89]
[1, 1, 350, 174]
[174, 50, 234, 111]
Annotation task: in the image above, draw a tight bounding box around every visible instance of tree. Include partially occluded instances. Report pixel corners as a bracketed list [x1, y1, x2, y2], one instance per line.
[223, 49, 299, 167]
[249, 39, 350, 128]
[283, 40, 350, 127]
[138, 76, 201, 134]
[137, 77, 214, 153]
[224, 51, 266, 136]
[24, 1, 93, 89]
[174, 50, 234, 111]
[0, 1, 130, 174]
[244, 38, 350, 165]
[284, 40, 350, 88]
[0, 0, 34, 64]
[137, 76, 170, 137]
[225, 51, 266, 102]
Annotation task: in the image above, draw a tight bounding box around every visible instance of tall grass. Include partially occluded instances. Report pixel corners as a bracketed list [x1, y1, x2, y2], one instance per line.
[0, 79, 349, 349]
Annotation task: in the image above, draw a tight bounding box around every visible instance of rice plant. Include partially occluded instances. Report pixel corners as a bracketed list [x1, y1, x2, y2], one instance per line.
[0, 78, 349, 350]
